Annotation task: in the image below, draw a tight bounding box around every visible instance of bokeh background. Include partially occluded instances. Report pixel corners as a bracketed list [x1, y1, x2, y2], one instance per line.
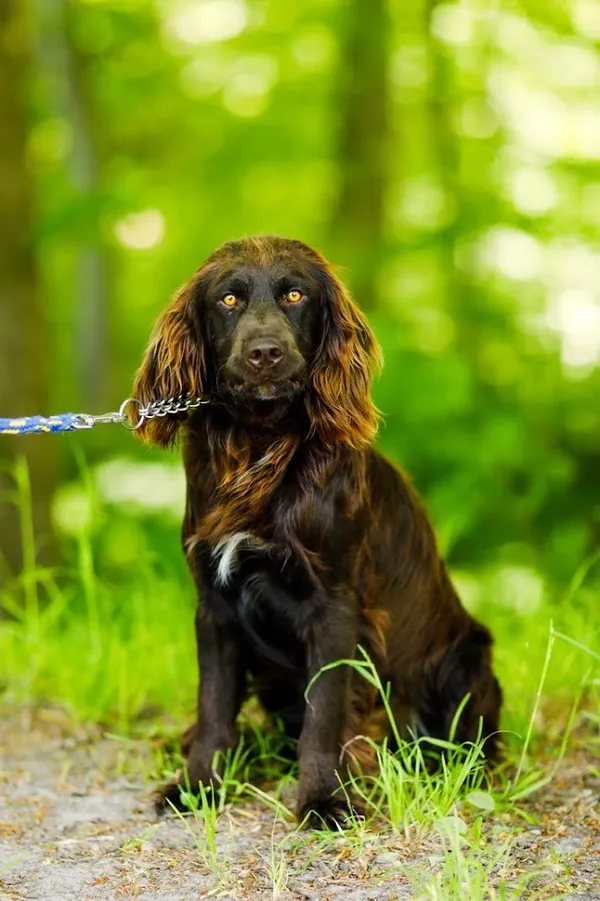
[1, 0, 599, 725]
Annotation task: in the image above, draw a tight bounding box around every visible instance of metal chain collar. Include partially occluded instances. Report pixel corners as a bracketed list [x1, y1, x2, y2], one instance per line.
[73, 394, 209, 431]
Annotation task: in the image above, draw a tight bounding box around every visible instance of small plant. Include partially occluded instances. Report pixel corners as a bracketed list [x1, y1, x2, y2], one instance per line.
[120, 824, 161, 853]
[410, 813, 545, 901]
[260, 823, 290, 900]
[168, 779, 225, 882]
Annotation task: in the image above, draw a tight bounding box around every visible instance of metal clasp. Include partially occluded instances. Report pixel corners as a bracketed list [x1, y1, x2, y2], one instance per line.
[118, 397, 145, 430]
[73, 410, 126, 430]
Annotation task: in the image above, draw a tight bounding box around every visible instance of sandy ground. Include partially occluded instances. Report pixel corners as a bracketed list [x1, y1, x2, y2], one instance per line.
[1, 707, 599, 900]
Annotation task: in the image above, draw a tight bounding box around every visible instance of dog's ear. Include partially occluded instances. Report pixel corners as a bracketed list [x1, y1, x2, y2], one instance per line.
[307, 266, 382, 450]
[131, 275, 205, 446]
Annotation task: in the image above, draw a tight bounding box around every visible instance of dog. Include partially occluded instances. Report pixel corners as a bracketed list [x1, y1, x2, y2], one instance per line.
[132, 235, 502, 827]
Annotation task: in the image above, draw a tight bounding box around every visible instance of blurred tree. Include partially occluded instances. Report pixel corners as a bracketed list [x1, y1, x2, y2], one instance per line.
[424, 0, 502, 364]
[0, 0, 57, 582]
[34, 0, 108, 408]
[328, 0, 390, 308]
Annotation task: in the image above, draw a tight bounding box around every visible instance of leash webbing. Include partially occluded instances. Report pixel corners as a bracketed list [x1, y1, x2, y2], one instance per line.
[0, 413, 86, 435]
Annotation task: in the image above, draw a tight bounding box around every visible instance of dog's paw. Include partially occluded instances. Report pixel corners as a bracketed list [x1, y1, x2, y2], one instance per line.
[153, 775, 219, 817]
[153, 780, 188, 816]
[297, 795, 364, 831]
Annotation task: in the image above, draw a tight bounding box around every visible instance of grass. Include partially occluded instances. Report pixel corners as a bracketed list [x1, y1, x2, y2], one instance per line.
[408, 816, 544, 901]
[169, 781, 224, 879]
[1, 458, 599, 899]
[260, 822, 291, 899]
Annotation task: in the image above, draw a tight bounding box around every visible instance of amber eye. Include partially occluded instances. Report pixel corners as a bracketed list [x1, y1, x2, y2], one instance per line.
[222, 293, 238, 307]
[285, 289, 305, 304]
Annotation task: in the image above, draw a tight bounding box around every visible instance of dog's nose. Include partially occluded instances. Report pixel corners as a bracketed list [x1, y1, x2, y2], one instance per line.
[247, 338, 284, 370]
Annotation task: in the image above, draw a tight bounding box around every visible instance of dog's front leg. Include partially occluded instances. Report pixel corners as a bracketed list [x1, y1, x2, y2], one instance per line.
[189, 601, 245, 775]
[157, 599, 245, 811]
[297, 603, 357, 828]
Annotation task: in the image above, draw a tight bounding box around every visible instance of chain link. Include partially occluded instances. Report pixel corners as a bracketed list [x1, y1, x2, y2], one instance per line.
[138, 395, 207, 421]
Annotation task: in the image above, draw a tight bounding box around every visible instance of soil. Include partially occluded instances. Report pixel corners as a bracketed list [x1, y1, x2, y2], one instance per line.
[0, 707, 599, 900]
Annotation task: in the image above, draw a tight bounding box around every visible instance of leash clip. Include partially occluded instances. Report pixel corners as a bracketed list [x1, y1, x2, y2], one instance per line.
[73, 410, 126, 430]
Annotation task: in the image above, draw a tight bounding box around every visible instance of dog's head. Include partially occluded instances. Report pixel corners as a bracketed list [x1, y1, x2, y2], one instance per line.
[132, 236, 381, 448]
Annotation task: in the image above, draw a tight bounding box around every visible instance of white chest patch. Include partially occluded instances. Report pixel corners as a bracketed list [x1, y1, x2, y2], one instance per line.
[211, 532, 266, 587]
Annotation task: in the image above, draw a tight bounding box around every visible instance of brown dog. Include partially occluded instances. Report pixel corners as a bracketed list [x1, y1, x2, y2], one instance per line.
[132, 235, 501, 827]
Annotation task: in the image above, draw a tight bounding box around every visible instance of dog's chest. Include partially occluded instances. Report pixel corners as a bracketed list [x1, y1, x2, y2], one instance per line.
[209, 531, 312, 642]
[210, 532, 274, 588]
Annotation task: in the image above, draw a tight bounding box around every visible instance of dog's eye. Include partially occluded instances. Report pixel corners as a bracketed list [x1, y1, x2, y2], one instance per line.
[285, 289, 305, 304]
[221, 293, 238, 307]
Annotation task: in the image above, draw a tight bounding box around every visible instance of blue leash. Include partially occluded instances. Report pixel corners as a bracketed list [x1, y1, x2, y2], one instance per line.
[0, 395, 207, 436]
[0, 413, 87, 435]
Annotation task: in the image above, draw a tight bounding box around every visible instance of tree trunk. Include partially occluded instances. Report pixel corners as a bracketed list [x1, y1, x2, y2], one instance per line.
[0, 1, 57, 582]
[328, 0, 390, 309]
[34, 0, 108, 409]
[423, 0, 496, 355]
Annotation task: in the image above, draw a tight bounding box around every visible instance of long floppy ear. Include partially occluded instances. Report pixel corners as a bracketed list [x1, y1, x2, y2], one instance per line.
[307, 267, 382, 450]
[131, 275, 205, 446]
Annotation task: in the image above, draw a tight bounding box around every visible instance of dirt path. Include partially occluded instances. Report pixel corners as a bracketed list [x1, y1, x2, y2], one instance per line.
[1, 708, 599, 900]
